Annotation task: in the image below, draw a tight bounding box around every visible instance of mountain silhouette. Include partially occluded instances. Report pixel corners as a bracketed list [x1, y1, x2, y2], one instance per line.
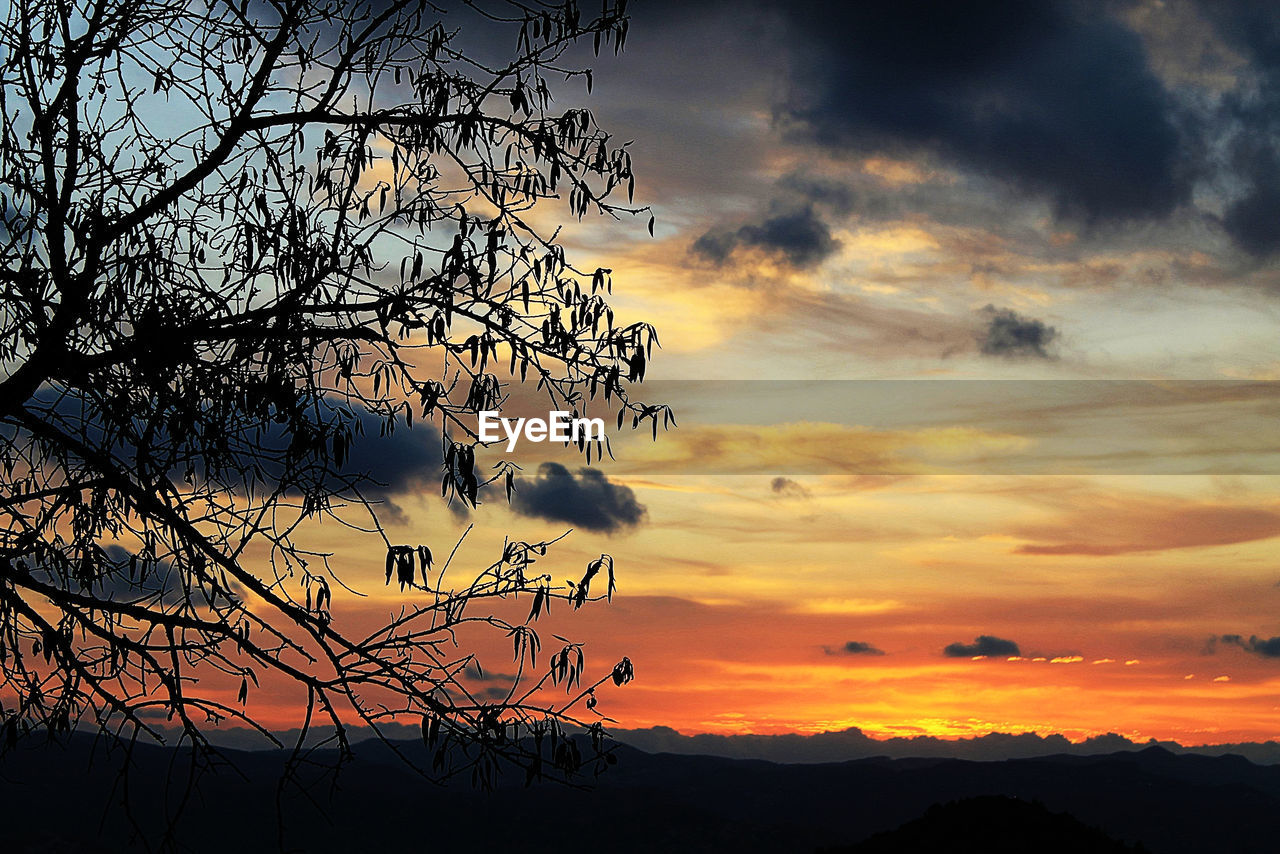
[608, 724, 1280, 766]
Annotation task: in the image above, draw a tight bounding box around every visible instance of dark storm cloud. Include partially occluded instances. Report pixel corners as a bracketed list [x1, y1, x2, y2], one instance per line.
[336, 406, 444, 498]
[944, 635, 1021, 658]
[1152, 1, 1280, 257]
[324, 410, 450, 524]
[1198, 0, 1280, 258]
[509, 462, 646, 533]
[612, 0, 1280, 258]
[823, 640, 886, 656]
[693, 203, 840, 268]
[29, 388, 444, 501]
[1219, 633, 1280, 658]
[1221, 145, 1280, 257]
[774, 1, 1189, 224]
[977, 306, 1059, 359]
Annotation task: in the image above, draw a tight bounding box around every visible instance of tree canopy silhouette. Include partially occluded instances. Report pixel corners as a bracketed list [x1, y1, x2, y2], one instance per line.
[0, 0, 664, 788]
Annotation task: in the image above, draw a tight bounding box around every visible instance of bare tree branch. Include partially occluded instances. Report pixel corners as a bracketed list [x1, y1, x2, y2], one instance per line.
[0, 0, 658, 825]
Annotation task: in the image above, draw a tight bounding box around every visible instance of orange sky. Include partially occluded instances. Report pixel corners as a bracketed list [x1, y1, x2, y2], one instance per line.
[207, 468, 1280, 747]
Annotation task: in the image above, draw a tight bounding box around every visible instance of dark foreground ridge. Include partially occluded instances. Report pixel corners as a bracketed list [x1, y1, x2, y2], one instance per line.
[1, 736, 1277, 853]
[820, 796, 1148, 853]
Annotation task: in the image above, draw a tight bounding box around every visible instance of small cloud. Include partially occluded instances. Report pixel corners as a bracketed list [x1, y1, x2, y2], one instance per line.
[1184, 674, 1195, 680]
[692, 204, 840, 269]
[1125, 659, 1141, 666]
[1050, 656, 1084, 664]
[944, 635, 1020, 658]
[1092, 658, 1115, 665]
[771, 476, 811, 498]
[509, 463, 646, 534]
[1213, 675, 1231, 682]
[823, 640, 886, 656]
[977, 305, 1059, 359]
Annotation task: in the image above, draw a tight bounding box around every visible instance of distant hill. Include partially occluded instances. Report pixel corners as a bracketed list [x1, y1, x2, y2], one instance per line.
[2, 737, 1278, 852]
[823, 796, 1147, 853]
[609, 725, 1280, 766]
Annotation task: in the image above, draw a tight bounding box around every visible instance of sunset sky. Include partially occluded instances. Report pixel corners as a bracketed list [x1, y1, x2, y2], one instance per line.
[255, 0, 1280, 746]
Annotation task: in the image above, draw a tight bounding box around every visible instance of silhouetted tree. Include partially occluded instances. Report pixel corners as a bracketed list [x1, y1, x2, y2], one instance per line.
[0, 0, 662, 792]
